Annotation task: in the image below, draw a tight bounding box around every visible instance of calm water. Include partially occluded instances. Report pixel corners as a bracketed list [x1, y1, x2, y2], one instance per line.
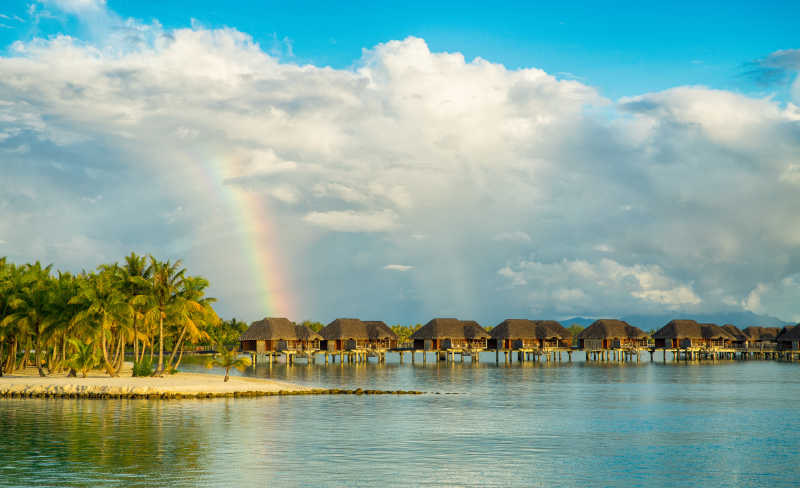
[1, 355, 799, 487]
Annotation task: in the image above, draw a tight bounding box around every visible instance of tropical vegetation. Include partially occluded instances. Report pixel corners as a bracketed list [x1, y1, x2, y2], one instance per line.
[0, 253, 221, 377]
[204, 345, 252, 382]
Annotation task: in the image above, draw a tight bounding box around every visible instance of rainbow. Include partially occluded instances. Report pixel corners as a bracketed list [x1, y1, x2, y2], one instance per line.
[196, 152, 296, 319]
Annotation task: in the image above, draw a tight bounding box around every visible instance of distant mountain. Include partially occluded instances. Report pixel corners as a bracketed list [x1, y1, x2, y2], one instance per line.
[559, 317, 596, 328]
[560, 312, 792, 332]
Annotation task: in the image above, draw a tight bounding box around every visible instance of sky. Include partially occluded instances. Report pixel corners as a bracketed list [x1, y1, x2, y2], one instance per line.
[0, 0, 799, 324]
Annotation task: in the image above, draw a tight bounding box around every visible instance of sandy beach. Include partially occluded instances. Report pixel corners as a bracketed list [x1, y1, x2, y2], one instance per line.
[0, 366, 423, 398]
[0, 366, 311, 398]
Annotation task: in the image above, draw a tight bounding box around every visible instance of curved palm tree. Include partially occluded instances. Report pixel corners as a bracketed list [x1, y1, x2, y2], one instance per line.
[70, 271, 132, 376]
[2, 262, 54, 376]
[143, 256, 186, 376]
[205, 346, 251, 382]
[164, 276, 219, 372]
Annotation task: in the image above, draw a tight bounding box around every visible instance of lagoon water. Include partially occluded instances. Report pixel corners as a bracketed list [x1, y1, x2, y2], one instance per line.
[2, 356, 799, 487]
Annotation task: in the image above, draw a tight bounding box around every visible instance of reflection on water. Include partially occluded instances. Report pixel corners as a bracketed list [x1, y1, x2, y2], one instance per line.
[2, 358, 799, 487]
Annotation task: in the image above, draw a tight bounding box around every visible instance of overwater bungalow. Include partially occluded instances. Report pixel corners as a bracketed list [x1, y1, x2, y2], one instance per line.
[652, 320, 735, 349]
[411, 318, 490, 351]
[239, 317, 322, 353]
[743, 326, 781, 349]
[576, 319, 648, 350]
[319, 318, 370, 351]
[533, 320, 573, 349]
[721, 324, 747, 349]
[363, 321, 399, 350]
[777, 325, 800, 350]
[489, 319, 571, 350]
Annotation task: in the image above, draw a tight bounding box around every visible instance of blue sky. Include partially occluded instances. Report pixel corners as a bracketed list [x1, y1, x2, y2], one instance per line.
[1, 0, 797, 99]
[1, 1, 799, 324]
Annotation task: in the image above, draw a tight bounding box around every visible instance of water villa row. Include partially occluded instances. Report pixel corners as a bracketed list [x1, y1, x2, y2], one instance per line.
[239, 317, 800, 365]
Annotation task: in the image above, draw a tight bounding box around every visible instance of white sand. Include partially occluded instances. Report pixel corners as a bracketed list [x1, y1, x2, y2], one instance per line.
[0, 366, 311, 398]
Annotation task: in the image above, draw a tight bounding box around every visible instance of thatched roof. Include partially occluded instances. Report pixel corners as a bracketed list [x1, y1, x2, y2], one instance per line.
[491, 319, 536, 339]
[319, 318, 370, 340]
[652, 319, 700, 339]
[577, 319, 647, 340]
[743, 326, 781, 341]
[491, 319, 571, 339]
[363, 321, 398, 340]
[532, 320, 571, 339]
[700, 323, 737, 340]
[652, 319, 736, 340]
[411, 318, 490, 340]
[721, 324, 746, 340]
[239, 317, 322, 341]
[777, 325, 800, 341]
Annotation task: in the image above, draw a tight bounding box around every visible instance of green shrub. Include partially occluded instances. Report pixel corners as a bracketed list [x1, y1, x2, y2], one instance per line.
[132, 358, 154, 377]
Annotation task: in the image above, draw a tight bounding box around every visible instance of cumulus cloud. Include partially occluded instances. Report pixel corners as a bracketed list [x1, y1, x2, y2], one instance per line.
[0, 11, 799, 322]
[742, 277, 800, 322]
[303, 210, 398, 232]
[498, 258, 701, 315]
[384, 264, 414, 271]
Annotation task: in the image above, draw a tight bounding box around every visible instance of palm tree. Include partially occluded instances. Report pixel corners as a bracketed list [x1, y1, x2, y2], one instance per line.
[70, 271, 132, 376]
[122, 252, 150, 365]
[46, 271, 81, 373]
[2, 262, 54, 376]
[204, 346, 251, 382]
[143, 256, 186, 376]
[164, 276, 219, 372]
[66, 338, 99, 377]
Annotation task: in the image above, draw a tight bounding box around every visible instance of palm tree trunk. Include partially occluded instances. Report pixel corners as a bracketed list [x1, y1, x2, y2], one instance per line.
[49, 337, 58, 374]
[35, 328, 45, 377]
[133, 315, 139, 363]
[0, 341, 4, 377]
[148, 323, 155, 363]
[61, 333, 67, 371]
[224, 367, 230, 382]
[111, 332, 125, 376]
[166, 326, 187, 372]
[5, 339, 16, 373]
[174, 346, 186, 370]
[156, 312, 164, 375]
[19, 339, 29, 370]
[113, 334, 124, 375]
[110, 333, 122, 371]
[101, 331, 115, 376]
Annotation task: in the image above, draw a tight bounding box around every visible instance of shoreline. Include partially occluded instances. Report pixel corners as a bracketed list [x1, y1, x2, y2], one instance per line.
[0, 370, 424, 399]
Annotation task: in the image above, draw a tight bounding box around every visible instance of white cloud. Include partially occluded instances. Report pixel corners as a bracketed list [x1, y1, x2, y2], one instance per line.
[384, 264, 413, 271]
[269, 185, 300, 204]
[742, 278, 800, 321]
[43, 0, 106, 14]
[493, 231, 532, 243]
[303, 210, 398, 232]
[0, 18, 798, 322]
[592, 244, 613, 253]
[499, 258, 701, 314]
[498, 266, 527, 287]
